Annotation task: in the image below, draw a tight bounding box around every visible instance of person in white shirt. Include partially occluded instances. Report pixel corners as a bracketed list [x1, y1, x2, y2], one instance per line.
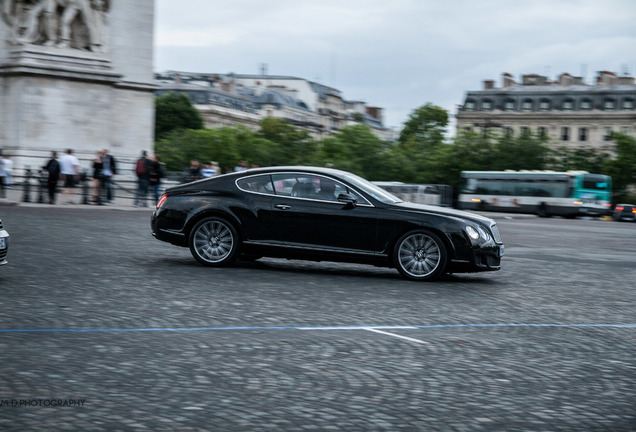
[1, 155, 13, 188]
[0, 152, 5, 199]
[58, 148, 80, 204]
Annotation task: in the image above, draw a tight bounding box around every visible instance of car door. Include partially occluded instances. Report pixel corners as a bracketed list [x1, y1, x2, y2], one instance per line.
[270, 173, 379, 253]
[234, 174, 280, 245]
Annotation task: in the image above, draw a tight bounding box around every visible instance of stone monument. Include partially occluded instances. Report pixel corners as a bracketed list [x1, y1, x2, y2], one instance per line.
[0, 0, 155, 176]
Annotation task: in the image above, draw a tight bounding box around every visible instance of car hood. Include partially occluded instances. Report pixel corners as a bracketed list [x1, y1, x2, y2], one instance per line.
[389, 201, 496, 226]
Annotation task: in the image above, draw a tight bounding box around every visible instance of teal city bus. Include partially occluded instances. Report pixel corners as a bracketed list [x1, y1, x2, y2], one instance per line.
[458, 171, 612, 217]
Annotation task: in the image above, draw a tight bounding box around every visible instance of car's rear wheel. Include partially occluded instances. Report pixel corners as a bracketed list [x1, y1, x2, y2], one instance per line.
[393, 230, 447, 281]
[189, 217, 239, 266]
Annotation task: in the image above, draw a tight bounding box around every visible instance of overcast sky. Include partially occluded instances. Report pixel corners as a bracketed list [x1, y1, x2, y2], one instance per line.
[154, 0, 636, 132]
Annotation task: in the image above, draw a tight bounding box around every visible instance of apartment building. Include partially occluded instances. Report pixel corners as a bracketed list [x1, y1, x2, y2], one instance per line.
[455, 71, 636, 153]
[155, 71, 392, 141]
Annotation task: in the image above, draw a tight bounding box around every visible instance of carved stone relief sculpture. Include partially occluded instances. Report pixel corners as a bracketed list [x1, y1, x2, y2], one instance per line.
[2, 0, 109, 52]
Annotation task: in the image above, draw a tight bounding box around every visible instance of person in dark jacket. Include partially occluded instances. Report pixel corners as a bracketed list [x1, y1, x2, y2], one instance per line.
[101, 149, 117, 202]
[44, 151, 61, 204]
[149, 154, 165, 205]
[133, 150, 153, 207]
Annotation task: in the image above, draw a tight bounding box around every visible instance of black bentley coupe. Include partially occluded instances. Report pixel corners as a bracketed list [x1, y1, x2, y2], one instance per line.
[151, 167, 503, 281]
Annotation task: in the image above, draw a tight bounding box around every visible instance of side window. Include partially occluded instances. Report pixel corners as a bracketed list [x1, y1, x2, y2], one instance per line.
[272, 174, 316, 197]
[236, 175, 274, 195]
[271, 173, 370, 204]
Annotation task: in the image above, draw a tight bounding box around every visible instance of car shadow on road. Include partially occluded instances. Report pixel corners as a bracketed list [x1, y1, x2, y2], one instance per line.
[149, 255, 503, 286]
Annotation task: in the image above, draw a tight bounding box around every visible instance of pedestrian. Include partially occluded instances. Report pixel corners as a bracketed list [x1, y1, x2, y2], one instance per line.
[58, 148, 80, 204]
[1, 154, 12, 188]
[149, 154, 165, 205]
[234, 159, 249, 172]
[92, 150, 104, 205]
[0, 151, 5, 199]
[134, 150, 152, 207]
[101, 149, 117, 202]
[201, 163, 214, 178]
[44, 151, 61, 204]
[188, 160, 203, 182]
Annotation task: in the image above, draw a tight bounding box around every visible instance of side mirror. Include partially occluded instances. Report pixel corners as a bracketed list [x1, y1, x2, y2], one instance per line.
[337, 193, 357, 209]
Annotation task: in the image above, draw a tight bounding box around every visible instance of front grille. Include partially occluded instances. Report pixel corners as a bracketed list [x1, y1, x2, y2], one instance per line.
[490, 223, 502, 243]
[0, 220, 3, 229]
[0, 249, 6, 260]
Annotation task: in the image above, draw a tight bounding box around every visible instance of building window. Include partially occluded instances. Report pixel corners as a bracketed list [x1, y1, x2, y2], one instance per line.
[561, 127, 570, 141]
[481, 100, 493, 110]
[604, 99, 615, 110]
[579, 127, 588, 141]
[538, 127, 547, 138]
[465, 100, 475, 111]
[562, 99, 574, 111]
[603, 127, 613, 141]
[622, 127, 631, 135]
[539, 100, 550, 111]
[504, 127, 513, 137]
[504, 100, 515, 111]
[520, 127, 530, 135]
[580, 99, 592, 110]
[522, 99, 533, 111]
[622, 99, 634, 110]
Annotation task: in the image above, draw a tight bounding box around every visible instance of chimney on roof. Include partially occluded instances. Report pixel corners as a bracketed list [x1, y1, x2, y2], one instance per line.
[559, 73, 574, 87]
[483, 80, 495, 90]
[597, 71, 617, 88]
[502, 73, 515, 88]
[522, 74, 548, 86]
[366, 106, 383, 122]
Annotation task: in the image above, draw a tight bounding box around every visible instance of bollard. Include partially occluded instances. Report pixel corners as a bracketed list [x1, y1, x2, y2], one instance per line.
[37, 169, 46, 203]
[81, 171, 90, 205]
[22, 167, 32, 203]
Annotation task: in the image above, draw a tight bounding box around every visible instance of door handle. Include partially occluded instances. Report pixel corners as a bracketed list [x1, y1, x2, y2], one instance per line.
[275, 204, 291, 210]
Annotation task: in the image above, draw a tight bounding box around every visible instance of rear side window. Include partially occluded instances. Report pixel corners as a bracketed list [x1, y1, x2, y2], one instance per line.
[236, 175, 274, 195]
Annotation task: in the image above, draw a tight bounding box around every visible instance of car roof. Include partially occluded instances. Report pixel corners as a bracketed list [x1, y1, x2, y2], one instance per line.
[230, 166, 353, 178]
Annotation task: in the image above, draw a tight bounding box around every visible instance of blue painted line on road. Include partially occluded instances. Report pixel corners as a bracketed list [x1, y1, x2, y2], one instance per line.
[0, 323, 634, 333]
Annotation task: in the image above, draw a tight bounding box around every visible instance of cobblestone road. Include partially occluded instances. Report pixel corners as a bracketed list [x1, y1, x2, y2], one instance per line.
[0, 205, 634, 431]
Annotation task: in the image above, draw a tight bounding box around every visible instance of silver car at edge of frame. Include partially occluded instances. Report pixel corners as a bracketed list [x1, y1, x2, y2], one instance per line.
[0, 218, 9, 266]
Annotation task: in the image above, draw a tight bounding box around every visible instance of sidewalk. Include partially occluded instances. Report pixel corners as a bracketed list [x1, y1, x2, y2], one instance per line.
[0, 184, 156, 210]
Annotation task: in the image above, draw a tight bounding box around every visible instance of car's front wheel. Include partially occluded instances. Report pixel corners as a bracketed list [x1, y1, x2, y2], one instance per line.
[189, 217, 239, 266]
[393, 230, 447, 281]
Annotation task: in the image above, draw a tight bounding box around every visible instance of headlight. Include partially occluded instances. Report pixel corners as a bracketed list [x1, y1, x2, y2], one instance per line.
[466, 226, 480, 240]
[466, 225, 491, 242]
[476, 226, 491, 241]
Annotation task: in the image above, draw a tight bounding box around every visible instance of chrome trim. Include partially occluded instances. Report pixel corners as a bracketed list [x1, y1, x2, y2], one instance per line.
[489, 223, 502, 244]
[234, 171, 375, 207]
[243, 240, 384, 257]
[159, 228, 186, 237]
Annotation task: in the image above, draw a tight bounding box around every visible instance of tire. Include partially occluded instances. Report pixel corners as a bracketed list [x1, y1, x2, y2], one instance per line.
[393, 230, 448, 281]
[537, 203, 549, 218]
[189, 217, 239, 266]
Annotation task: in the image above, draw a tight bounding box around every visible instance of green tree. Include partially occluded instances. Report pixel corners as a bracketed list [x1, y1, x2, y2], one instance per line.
[388, 104, 449, 183]
[154, 92, 204, 140]
[155, 128, 240, 172]
[604, 133, 636, 202]
[397, 103, 448, 147]
[313, 124, 384, 178]
[490, 131, 551, 170]
[257, 117, 316, 165]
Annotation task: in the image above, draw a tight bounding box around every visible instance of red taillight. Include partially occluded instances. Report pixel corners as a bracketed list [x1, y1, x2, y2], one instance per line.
[616, 206, 624, 211]
[156, 194, 168, 210]
[632, 208, 636, 214]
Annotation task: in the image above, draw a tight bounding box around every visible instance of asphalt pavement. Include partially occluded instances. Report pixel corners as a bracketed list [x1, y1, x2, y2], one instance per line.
[0, 197, 634, 431]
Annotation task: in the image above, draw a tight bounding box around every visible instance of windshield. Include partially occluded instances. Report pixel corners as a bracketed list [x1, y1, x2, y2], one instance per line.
[343, 173, 403, 203]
